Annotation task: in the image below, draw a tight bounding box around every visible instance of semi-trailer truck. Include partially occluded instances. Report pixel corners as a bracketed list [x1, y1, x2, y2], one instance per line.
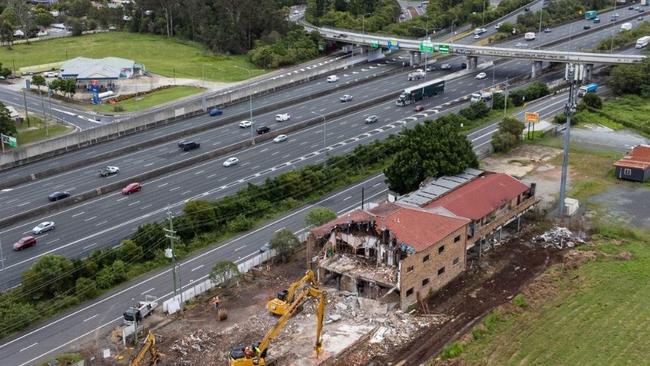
[636, 36, 650, 48]
[396, 78, 445, 106]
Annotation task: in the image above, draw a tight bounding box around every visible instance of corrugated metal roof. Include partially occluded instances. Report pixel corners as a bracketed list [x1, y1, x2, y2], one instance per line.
[60, 56, 138, 80]
[397, 168, 484, 207]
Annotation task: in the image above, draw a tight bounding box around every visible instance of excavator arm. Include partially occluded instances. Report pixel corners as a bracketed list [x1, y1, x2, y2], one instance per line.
[267, 270, 316, 315]
[130, 331, 159, 366]
[231, 283, 327, 366]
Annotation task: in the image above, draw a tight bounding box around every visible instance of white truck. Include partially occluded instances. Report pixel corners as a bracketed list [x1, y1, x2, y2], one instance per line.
[635, 36, 650, 48]
[123, 296, 158, 323]
[470, 91, 493, 103]
[620, 22, 632, 31]
[407, 69, 426, 81]
[474, 27, 487, 35]
[524, 32, 536, 41]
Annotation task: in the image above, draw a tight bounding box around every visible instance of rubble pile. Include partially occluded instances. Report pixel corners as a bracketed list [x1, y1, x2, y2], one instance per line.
[533, 227, 586, 249]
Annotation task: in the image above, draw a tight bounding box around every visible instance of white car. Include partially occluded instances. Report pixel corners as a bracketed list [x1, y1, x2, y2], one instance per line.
[474, 34, 480, 39]
[475, 72, 487, 80]
[340, 94, 353, 102]
[223, 157, 239, 167]
[99, 165, 120, 177]
[32, 221, 55, 235]
[43, 71, 58, 78]
[495, 22, 503, 29]
[239, 120, 253, 128]
[275, 113, 290, 122]
[327, 75, 339, 83]
[273, 134, 288, 143]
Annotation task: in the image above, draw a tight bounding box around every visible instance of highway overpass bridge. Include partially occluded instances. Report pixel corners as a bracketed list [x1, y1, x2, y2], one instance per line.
[303, 23, 646, 78]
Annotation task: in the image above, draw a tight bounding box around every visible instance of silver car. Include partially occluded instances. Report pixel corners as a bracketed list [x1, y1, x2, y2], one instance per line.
[273, 134, 288, 143]
[32, 221, 55, 235]
[223, 157, 239, 167]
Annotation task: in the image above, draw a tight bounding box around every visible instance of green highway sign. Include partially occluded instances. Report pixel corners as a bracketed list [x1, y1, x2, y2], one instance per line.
[439, 44, 450, 54]
[419, 41, 434, 53]
[370, 40, 379, 48]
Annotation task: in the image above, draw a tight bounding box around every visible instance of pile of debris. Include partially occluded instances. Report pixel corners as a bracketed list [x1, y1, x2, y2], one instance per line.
[533, 227, 586, 249]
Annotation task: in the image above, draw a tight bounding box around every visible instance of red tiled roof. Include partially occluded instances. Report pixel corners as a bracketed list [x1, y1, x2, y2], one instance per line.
[614, 145, 650, 170]
[424, 173, 530, 221]
[311, 202, 469, 252]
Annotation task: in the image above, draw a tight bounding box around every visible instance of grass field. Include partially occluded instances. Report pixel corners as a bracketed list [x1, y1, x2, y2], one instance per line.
[458, 226, 650, 366]
[0, 32, 266, 82]
[90, 86, 204, 113]
[577, 94, 650, 135]
[16, 116, 72, 145]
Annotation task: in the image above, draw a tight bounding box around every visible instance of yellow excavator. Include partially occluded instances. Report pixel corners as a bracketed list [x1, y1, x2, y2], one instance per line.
[230, 283, 326, 366]
[267, 270, 317, 316]
[129, 331, 159, 366]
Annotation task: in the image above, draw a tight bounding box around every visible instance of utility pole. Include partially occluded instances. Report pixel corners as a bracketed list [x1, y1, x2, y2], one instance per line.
[164, 211, 182, 308]
[558, 64, 580, 217]
[0, 239, 5, 271]
[39, 88, 48, 137]
[22, 89, 30, 127]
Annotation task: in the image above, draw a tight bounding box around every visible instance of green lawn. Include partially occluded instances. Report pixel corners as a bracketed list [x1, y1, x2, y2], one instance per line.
[576, 94, 650, 135]
[0, 32, 266, 82]
[458, 228, 650, 366]
[90, 86, 204, 113]
[16, 117, 72, 145]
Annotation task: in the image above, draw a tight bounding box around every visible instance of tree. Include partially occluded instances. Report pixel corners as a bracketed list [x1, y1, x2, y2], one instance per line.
[34, 11, 54, 28]
[305, 207, 337, 227]
[183, 200, 217, 234]
[497, 21, 514, 34]
[0, 101, 17, 137]
[492, 117, 524, 153]
[119, 240, 144, 262]
[31, 74, 46, 91]
[132, 223, 166, 260]
[22, 255, 75, 301]
[384, 118, 478, 194]
[69, 17, 83, 36]
[209, 261, 240, 288]
[270, 228, 300, 262]
[581, 93, 602, 109]
[75, 277, 97, 300]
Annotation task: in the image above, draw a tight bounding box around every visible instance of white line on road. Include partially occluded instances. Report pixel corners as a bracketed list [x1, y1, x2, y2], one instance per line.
[95, 220, 108, 227]
[191, 265, 204, 272]
[47, 238, 60, 244]
[181, 190, 191, 195]
[83, 216, 97, 222]
[169, 187, 180, 191]
[82, 243, 97, 250]
[194, 170, 205, 175]
[127, 200, 141, 207]
[71, 212, 85, 218]
[19, 343, 37, 352]
[82, 314, 98, 323]
[207, 174, 217, 178]
[158, 183, 169, 188]
[144, 162, 154, 167]
[140, 204, 152, 210]
[16, 201, 31, 207]
[234, 245, 246, 252]
[260, 148, 268, 153]
[343, 196, 351, 201]
[141, 288, 155, 295]
[116, 196, 128, 202]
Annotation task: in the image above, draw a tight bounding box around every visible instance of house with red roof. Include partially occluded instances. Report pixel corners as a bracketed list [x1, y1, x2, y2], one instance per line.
[310, 202, 470, 311]
[308, 170, 537, 310]
[614, 144, 650, 182]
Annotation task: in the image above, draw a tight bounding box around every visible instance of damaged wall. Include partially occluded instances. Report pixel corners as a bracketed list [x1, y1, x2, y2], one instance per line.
[399, 225, 468, 311]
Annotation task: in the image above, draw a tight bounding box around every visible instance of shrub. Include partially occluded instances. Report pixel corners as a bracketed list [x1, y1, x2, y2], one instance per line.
[513, 294, 528, 308]
[440, 341, 464, 359]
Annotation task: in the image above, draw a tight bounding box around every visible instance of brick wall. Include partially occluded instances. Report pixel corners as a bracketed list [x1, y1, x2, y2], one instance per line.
[398, 225, 468, 311]
[469, 194, 537, 247]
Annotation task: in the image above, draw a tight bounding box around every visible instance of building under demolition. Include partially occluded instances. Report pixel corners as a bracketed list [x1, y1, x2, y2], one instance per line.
[309, 170, 538, 310]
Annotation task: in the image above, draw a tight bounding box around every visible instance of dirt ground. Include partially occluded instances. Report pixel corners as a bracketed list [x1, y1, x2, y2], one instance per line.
[481, 144, 564, 210]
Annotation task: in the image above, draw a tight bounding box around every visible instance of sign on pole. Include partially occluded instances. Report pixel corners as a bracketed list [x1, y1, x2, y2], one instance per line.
[387, 40, 400, 50]
[419, 41, 434, 53]
[438, 44, 450, 54]
[525, 112, 540, 123]
[370, 40, 379, 48]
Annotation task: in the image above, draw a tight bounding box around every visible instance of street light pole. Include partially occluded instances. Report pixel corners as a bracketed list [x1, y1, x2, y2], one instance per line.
[233, 65, 255, 145]
[311, 111, 326, 151]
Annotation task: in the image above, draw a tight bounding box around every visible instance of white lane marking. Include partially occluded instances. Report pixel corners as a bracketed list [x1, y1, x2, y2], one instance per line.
[47, 238, 60, 244]
[234, 245, 246, 252]
[83, 216, 97, 222]
[22, 230, 32, 235]
[373, 182, 382, 187]
[141, 288, 155, 295]
[140, 204, 152, 210]
[169, 187, 180, 192]
[194, 170, 205, 175]
[260, 148, 268, 153]
[82, 314, 98, 323]
[158, 183, 169, 188]
[17, 201, 31, 207]
[4, 176, 387, 365]
[343, 196, 352, 201]
[207, 174, 217, 178]
[116, 196, 128, 202]
[144, 162, 154, 167]
[95, 220, 108, 227]
[271, 151, 279, 156]
[71, 212, 85, 218]
[51, 108, 75, 116]
[181, 190, 191, 195]
[191, 265, 204, 272]
[127, 200, 141, 207]
[19, 343, 37, 352]
[82, 243, 97, 250]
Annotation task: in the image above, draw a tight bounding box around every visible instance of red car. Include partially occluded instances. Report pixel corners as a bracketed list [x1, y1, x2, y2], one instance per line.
[414, 105, 424, 112]
[122, 182, 142, 195]
[14, 236, 36, 251]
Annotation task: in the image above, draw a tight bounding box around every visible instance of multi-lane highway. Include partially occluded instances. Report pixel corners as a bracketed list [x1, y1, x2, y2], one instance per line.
[0, 12, 644, 290]
[0, 90, 574, 366]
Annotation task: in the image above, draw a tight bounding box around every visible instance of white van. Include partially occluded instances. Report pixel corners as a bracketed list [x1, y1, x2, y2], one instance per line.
[524, 32, 536, 41]
[620, 22, 632, 31]
[327, 75, 339, 83]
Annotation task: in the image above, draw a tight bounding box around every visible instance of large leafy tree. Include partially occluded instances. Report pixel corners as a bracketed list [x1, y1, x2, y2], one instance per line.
[270, 228, 300, 262]
[384, 117, 478, 194]
[0, 101, 17, 137]
[305, 207, 337, 227]
[22, 255, 75, 301]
